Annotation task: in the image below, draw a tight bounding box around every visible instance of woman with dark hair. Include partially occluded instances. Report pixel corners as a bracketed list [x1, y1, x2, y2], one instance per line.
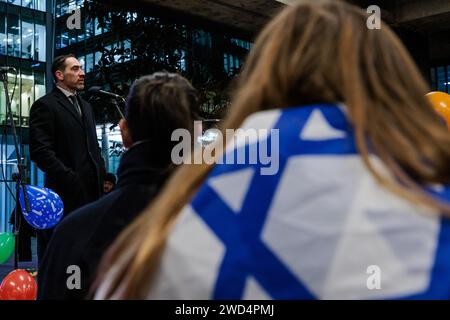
[95, 0, 450, 299]
[37, 72, 199, 300]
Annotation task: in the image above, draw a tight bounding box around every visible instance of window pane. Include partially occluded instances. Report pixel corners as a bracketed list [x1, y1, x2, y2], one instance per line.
[94, 17, 101, 36]
[22, 0, 33, 9]
[0, 74, 6, 120]
[20, 69, 34, 125]
[61, 30, 69, 48]
[437, 67, 447, 93]
[8, 0, 21, 6]
[21, 19, 33, 59]
[86, 18, 93, 39]
[55, 1, 61, 17]
[34, 70, 45, 101]
[0, 12, 5, 55]
[60, 0, 69, 15]
[78, 55, 85, 70]
[7, 13, 20, 57]
[94, 51, 101, 66]
[35, 0, 45, 11]
[68, 0, 77, 12]
[68, 27, 76, 45]
[447, 66, 450, 94]
[103, 14, 110, 33]
[55, 34, 61, 50]
[86, 53, 93, 73]
[6, 71, 20, 121]
[34, 23, 45, 61]
[113, 44, 121, 63]
[122, 40, 131, 62]
[77, 24, 85, 42]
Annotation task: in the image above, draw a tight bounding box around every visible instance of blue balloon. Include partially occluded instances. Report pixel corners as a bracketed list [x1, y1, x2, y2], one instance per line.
[19, 185, 64, 230]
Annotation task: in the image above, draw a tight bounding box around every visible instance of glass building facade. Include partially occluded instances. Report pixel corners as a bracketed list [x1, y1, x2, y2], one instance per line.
[0, 0, 50, 232]
[2, 0, 46, 12]
[0, 3, 47, 125]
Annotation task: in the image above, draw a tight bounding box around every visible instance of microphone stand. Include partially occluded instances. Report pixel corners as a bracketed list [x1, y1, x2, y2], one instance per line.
[1, 70, 30, 270]
[111, 97, 125, 120]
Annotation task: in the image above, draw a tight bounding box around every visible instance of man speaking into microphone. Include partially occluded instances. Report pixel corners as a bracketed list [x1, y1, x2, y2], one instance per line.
[29, 54, 105, 264]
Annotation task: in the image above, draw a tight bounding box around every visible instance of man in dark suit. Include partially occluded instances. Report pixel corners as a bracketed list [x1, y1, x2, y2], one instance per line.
[29, 54, 105, 264]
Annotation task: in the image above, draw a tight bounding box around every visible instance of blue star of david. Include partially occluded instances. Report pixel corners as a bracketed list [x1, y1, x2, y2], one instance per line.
[191, 104, 357, 299]
[191, 103, 450, 299]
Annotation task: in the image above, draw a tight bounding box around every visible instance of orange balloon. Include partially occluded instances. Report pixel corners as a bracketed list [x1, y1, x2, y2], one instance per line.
[426, 91, 450, 127]
[0, 269, 37, 300]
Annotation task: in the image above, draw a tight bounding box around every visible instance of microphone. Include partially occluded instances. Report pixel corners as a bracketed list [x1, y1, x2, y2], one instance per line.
[88, 86, 124, 100]
[88, 86, 125, 119]
[0, 66, 16, 73]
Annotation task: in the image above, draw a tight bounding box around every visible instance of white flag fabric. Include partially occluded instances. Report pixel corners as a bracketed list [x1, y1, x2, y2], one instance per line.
[150, 104, 450, 299]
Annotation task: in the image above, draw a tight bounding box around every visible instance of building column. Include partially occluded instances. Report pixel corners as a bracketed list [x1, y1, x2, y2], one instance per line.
[45, 0, 55, 92]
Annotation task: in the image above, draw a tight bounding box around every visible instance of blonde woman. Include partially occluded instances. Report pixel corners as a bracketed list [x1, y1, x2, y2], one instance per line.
[95, 0, 450, 299]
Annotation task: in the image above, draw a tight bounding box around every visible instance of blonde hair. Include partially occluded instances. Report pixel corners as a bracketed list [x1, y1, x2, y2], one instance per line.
[94, 0, 450, 298]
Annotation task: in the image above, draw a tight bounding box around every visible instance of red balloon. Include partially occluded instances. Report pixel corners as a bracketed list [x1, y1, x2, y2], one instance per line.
[0, 269, 37, 300]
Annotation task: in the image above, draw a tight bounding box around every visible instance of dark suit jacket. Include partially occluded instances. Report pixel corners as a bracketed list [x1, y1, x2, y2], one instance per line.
[37, 141, 171, 300]
[30, 87, 105, 215]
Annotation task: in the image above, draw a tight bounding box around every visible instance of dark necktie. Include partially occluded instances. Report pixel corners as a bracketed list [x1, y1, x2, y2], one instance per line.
[69, 95, 82, 117]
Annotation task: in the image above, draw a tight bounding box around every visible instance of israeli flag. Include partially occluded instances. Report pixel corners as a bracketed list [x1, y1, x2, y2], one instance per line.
[149, 104, 450, 300]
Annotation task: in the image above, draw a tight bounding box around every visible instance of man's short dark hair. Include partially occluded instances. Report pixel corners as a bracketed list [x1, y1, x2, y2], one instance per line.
[104, 173, 117, 184]
[51, 54, 75, 82]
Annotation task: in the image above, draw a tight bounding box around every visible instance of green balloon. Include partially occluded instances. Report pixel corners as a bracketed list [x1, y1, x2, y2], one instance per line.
[0, 233, 15, 264]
